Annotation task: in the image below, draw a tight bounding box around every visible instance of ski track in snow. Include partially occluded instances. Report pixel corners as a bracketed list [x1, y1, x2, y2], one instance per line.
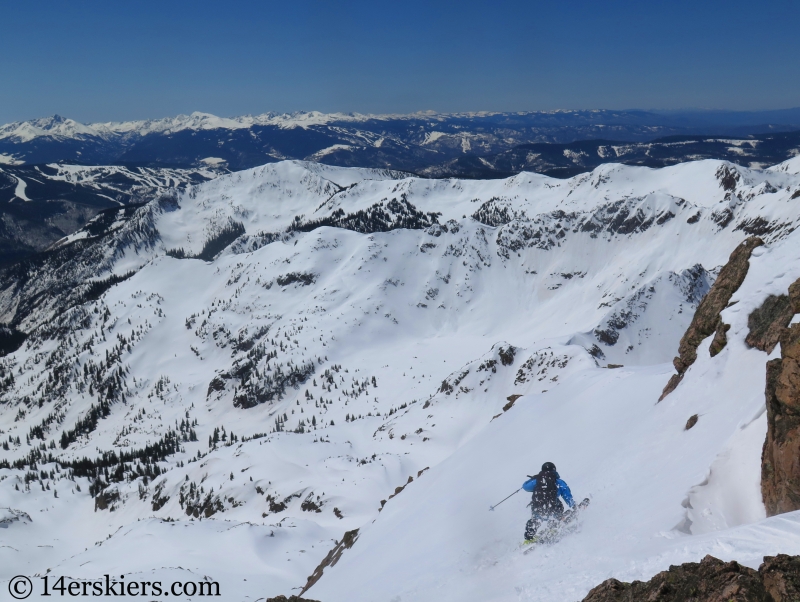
[13, 175, 30, 201]
[1, 158, 800, 601]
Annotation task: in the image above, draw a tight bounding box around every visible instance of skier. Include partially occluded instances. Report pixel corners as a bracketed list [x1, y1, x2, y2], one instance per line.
[522, 461, 576, 542]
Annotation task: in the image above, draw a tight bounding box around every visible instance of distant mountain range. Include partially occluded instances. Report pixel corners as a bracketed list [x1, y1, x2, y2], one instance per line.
[422, 130, 800, 178]
[2, 109, 800, 174]
[1, 108, 800, 268]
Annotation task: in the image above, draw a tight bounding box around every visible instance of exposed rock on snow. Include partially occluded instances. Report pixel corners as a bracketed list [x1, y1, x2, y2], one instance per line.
[0, 507, 32, 527]
[762, 286, 800, 516]
[582, 554, 800, 602]
[709, 321, 732, 357]
[746, 292, 796, 354]
[93, 487, 120, 511]
[503, 394, 523, 412]
[300, 529, 360, 595]
[760, 555, 800, 602]
[660, 236, 763, 400]
[746, 275, 800, 517]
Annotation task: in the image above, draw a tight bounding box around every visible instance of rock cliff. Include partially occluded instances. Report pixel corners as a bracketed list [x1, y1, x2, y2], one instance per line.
[660, 237, 764, 400]
[761, 278, 800, 516]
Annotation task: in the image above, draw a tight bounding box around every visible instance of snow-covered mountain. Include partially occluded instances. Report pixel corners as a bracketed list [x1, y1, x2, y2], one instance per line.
[0, 163, 222, 268]
[0, 111, 385, 143]
[3, 111, 800, 271]
[2, 109, 800, 175]
[1, 156, 800, 601]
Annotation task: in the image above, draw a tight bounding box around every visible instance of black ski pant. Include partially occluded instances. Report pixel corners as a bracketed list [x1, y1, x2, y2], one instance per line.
[524, 504, 580, 540]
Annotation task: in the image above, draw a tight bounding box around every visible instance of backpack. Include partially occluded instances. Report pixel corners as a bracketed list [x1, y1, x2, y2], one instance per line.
[530, 470, 561, 513]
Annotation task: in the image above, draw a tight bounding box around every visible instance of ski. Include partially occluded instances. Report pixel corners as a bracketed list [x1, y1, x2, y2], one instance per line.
[521, 498, 590, 553]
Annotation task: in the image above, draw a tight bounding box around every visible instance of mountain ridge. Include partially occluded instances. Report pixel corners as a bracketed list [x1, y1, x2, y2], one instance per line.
[3, 109, 800, 174]
[5, 108, 800, 142]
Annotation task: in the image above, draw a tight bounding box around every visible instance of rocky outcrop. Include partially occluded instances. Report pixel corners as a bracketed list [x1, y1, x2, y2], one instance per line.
[755, 276, 800, 516]
[746, 294, 794, 353]
[582, 554, 800, 602]
[709, 322, 731, 357]
[761, 555, 800, 602]
[268, 528, 361, 600]
[94, 488, 120, 512]
[660, 237, 763, 400]
[300, 529, 359, 595]
[503, 394, 523, 412]
[0, 508, 32, 527]
[762, 319, 800, 515]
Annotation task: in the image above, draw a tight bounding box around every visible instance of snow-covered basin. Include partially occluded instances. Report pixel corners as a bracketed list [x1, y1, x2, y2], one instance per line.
[310, 356, 798, 602]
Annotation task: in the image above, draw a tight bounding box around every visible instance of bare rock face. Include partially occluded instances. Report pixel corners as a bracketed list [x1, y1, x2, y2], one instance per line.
[762, 322, 800, 515]
[760, 554, 800, 602]
[582, 554, 800, 602]
[756, 276, 800, 516]
[709, 322, 731, 357]
[746, 295, 794, 353]
[660, 237, 764, 400]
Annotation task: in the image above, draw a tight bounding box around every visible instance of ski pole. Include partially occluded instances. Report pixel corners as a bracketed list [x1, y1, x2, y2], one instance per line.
[489, 488, 521, 511]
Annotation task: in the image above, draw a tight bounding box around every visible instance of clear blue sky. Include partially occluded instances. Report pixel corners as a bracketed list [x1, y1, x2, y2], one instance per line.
[2, 0, 799, 123]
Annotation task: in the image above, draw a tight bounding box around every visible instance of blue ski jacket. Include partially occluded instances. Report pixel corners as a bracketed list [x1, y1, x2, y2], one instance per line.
[522, 476, 575, 508]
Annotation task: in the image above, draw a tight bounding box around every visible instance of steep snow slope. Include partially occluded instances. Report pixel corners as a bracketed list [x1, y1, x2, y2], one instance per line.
[311, 231, 800, 602]
[0, 159, 799, 600]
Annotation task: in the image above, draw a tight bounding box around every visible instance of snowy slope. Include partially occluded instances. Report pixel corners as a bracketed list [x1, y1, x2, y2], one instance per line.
[311, 232, 800, 601]
[0, 158, 799, 600]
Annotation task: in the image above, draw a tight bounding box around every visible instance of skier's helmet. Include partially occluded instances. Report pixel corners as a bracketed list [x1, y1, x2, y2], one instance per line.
[541, 462, 556, 472]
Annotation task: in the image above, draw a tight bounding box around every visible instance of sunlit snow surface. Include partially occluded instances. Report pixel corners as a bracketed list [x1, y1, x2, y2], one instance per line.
[1, 158, 800, 601]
